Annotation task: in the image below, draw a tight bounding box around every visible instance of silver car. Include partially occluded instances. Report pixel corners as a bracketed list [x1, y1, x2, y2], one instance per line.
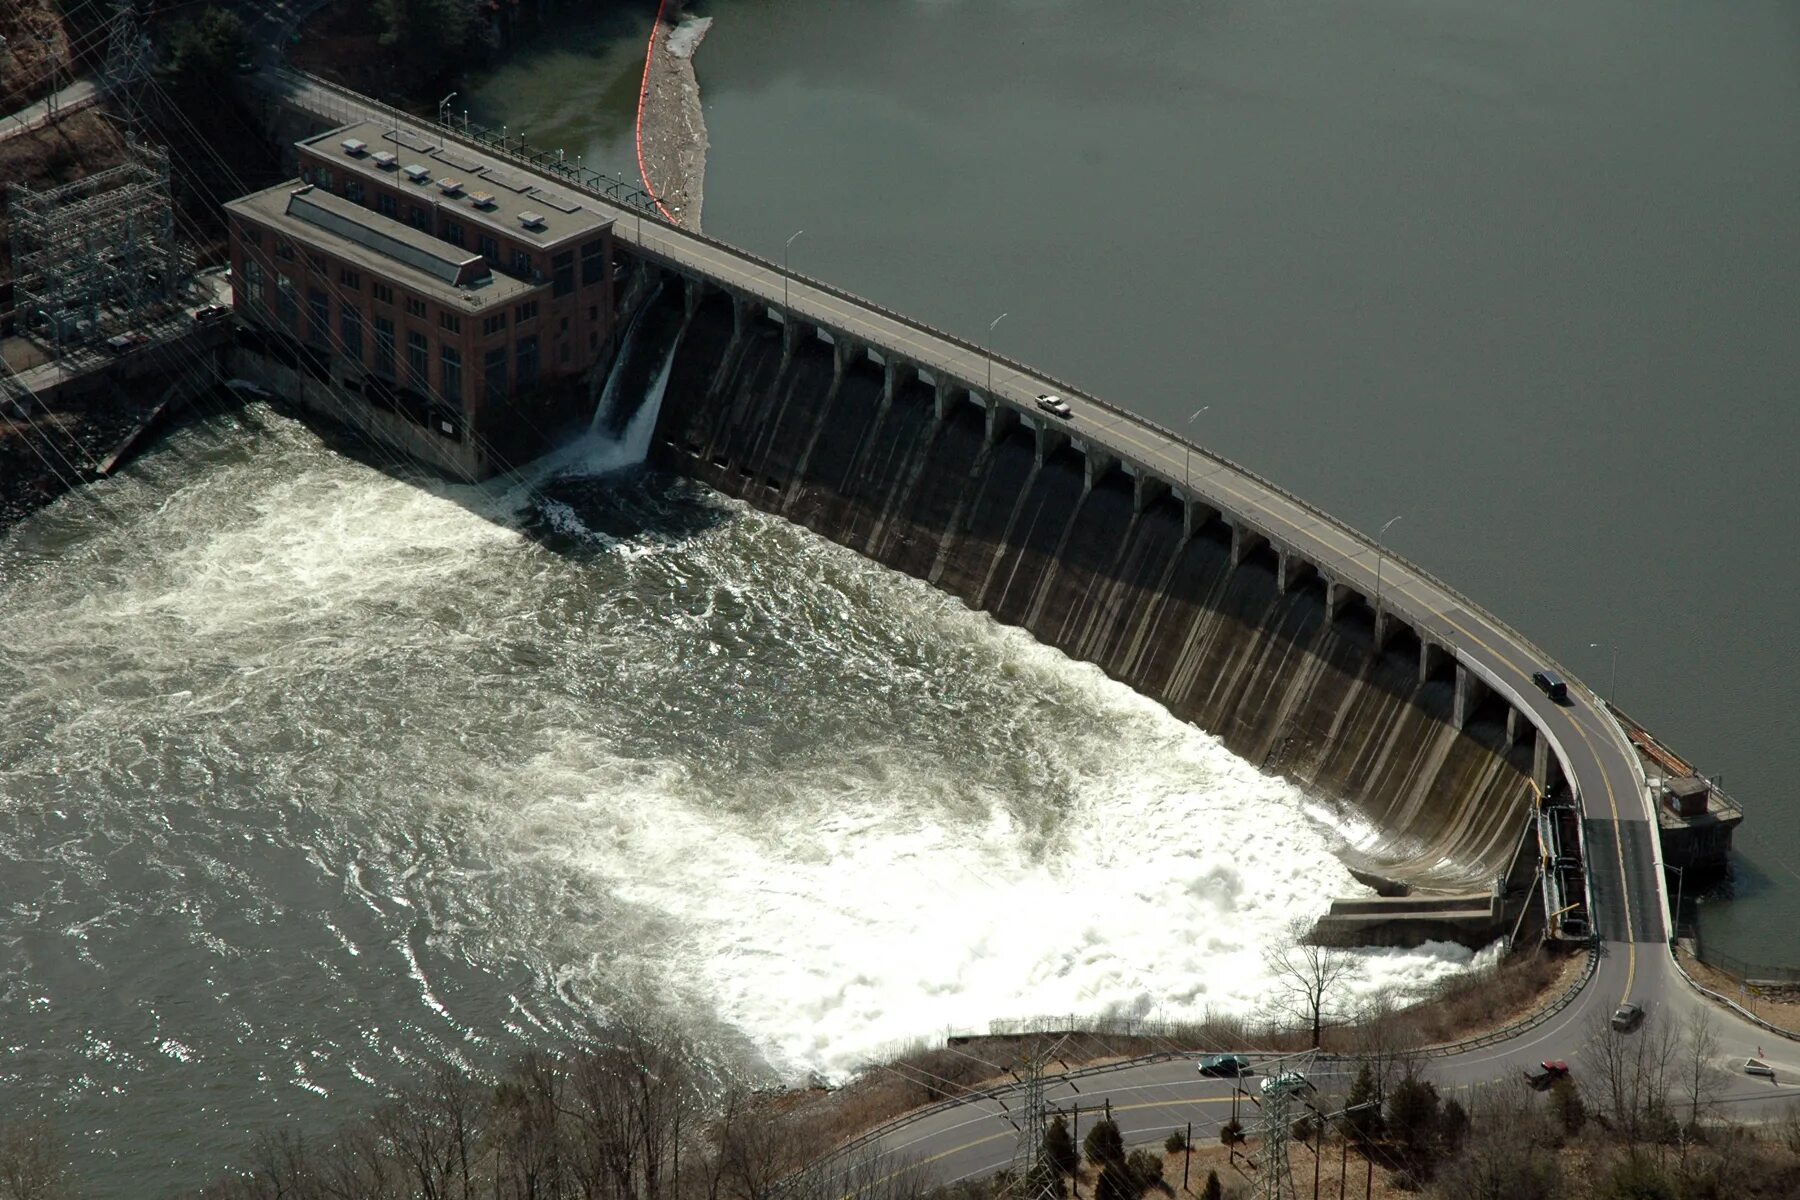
[1035, 393, 1073, 419]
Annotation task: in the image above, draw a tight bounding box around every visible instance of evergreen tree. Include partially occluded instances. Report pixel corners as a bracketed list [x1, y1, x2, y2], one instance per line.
[1551, 1078, 1587, 1136]
[1083, 1118, 1125, 1171]
[1199, 1169, 1222, 1200]
[1385, 1074, 1441, 1159]
[1045, 1114, 1080, 1179]
[1343, 1061, 1384, 1144]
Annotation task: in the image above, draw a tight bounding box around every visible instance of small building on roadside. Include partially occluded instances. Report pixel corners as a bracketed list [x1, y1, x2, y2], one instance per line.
[223, 120, 617, 478]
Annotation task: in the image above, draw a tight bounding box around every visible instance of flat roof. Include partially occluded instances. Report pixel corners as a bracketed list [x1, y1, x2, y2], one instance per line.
[226, 183, 536, 310]
[304, 120, 614, 252]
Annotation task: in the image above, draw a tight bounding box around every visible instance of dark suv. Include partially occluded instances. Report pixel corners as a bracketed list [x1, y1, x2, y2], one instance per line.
[1531, 670, 1569, 704]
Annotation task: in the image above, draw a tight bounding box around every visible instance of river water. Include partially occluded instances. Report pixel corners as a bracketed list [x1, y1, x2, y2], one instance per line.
[471, 0, 1800, 957]
[0, 401, 1484, 1191]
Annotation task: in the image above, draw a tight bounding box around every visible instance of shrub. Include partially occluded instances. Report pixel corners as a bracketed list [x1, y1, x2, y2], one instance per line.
[1219, 1120, 1244, 1147]
[1551, 1077, 1586, 1136]
[1200, 1170, 1222, 1200]
[1163, 1129, 1187, 1154]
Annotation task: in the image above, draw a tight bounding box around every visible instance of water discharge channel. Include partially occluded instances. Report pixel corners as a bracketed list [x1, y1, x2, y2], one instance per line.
[0, 391, 1486, 1191]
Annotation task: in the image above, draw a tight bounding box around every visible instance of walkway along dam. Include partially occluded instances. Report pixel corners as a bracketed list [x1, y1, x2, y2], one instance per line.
[243, 70, 1742, 960]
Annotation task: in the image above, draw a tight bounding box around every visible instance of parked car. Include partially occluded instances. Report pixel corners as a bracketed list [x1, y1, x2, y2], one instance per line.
[192, 304, 232, 325]
[1610, 1002, 1644, 1032]
[1198, 1054, 1252, 1078]
[1744, 1058, 1775, 1078]
[1525, 1060, 1570, 1090]
[1531, 670, 1570, 704]
[1035, 393, 1073, 419]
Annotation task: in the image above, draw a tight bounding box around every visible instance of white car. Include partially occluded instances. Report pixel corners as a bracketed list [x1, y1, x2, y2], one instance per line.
[1035, 393, 1073, 419]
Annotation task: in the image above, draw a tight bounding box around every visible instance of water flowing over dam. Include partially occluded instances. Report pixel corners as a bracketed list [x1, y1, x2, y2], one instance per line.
[619, 282, 1538, 907]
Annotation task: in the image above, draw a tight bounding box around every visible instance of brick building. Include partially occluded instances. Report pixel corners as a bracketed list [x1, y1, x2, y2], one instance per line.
[224, 119, 617, 477]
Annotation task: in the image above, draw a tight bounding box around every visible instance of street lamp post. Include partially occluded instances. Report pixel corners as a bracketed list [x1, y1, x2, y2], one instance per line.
[1669, 864, 1685, 945]
[1374, 514, 1403, 610]
[1183, 405, 1210, 490]
[986, 311, 1008, 397]
[438, 92, 457, 127]
[1588, 641, 1619, 699]
[784, 229, 805, 310]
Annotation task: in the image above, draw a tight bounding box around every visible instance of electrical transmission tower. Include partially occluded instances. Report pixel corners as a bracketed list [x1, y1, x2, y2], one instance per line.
[1005, 1036, 1070, 1200]
[1242, 1053, 1317, 1200]
[103, 3, 154, 97]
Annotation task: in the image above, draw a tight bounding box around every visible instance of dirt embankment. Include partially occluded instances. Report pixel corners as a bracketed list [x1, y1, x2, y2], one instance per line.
[0, 0, 71, 115]
[638, 10, 710, 229]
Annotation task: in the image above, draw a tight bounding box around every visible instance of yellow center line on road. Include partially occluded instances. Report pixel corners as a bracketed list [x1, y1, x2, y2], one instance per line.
[865, 1096, 1240, 1189]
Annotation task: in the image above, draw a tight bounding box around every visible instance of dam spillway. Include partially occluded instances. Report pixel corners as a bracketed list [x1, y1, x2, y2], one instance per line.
[615, 281, 1539, 930]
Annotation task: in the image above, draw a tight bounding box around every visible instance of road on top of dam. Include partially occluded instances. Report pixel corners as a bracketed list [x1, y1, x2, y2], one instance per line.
[259, 68, 1798, 1174]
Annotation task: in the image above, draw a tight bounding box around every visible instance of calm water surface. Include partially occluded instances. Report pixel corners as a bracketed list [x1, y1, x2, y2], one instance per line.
[468, 0, 1800, 960]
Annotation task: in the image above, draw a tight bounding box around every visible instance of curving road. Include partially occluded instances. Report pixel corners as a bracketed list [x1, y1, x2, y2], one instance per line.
[243, 42, 1797, 1183]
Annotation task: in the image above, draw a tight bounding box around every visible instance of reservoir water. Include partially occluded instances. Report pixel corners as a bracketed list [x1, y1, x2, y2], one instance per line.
[469, 0, 1800, 958]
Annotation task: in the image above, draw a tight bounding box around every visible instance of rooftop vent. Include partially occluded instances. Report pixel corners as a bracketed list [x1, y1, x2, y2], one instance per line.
[371, 151, 398, 169]
[403, 164, 432, 184]
[437, 178, 464, 196]
[341, 138, 369, 156]
[467, 191, 497, 209]
[518, 211, 547, 231]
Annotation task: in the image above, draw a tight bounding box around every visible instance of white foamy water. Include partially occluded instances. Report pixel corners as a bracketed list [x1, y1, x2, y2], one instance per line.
[0, 405, 1487, 1190]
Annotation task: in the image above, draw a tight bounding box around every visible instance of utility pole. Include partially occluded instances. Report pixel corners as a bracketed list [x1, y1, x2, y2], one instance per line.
[1183, 1120, 1193, 1194]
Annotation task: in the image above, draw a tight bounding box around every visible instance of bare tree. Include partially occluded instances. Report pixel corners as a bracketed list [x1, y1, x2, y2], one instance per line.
[0, 1117, 68, 1200]
[1263, 918, 1355, 1048]
[1581, 1009, 1676, 1144]
[1348, 986, 1423, 1097]
[1677, 1005, 1723, 1129]
[1426, 1083, 1560, 1200]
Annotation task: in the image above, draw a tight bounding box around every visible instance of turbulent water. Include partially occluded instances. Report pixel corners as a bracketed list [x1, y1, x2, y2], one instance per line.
[0, 398, 1489, 1190]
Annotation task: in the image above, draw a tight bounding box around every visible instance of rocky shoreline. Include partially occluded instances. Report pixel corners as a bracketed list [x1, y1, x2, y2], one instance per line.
[638, 12, 711, 230]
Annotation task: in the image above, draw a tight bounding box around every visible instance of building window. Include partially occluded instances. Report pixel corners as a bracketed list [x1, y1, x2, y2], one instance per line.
[276, 239, 294, 261]
[406, 330, 429, 390]
[484, 346, 507, 402]
[243, 225, 262, 248]
[307, 252, 326, 274]
[316, 166, 334, 191]
[514, 300, 538, 323]
[444, 222, 464, 248]
[345, 179, 364, 204]
[405, 297, 427, 319]
[559, 317, 569, 333]
[481, 313, 507, 337]
[340, 306, 363, 361]
[377, 193, 397, 219]
[511, 250, 532, 278]
[308, 289, 330, 346]
[516, 335, 538, 389]
[478, 234, 499, 263]
[340, 268, 361, 290]
[372, 282, 394, 304]
[552, 251, 574, 298]
[276, 276, 298, 331]
[373, 315, 395, 377]
[588, 305, 597, 321]
[242, 259, 265, 310]
[440, 345, 462, 404]
[408, 205, 428, 231]
[438, 312, 461, 334]
[580, 238, 605, 286]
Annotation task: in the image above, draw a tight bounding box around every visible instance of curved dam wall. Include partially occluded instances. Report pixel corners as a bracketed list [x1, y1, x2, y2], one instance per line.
[619, 282, 1542, 911]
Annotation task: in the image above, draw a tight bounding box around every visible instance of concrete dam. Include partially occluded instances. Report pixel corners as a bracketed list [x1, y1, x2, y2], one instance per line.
[607, 281, 1536, 941]
[244, 72, 1742, 949]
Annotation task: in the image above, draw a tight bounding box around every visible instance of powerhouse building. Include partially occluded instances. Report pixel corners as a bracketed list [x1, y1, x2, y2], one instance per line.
[224, 120, 618, 477]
